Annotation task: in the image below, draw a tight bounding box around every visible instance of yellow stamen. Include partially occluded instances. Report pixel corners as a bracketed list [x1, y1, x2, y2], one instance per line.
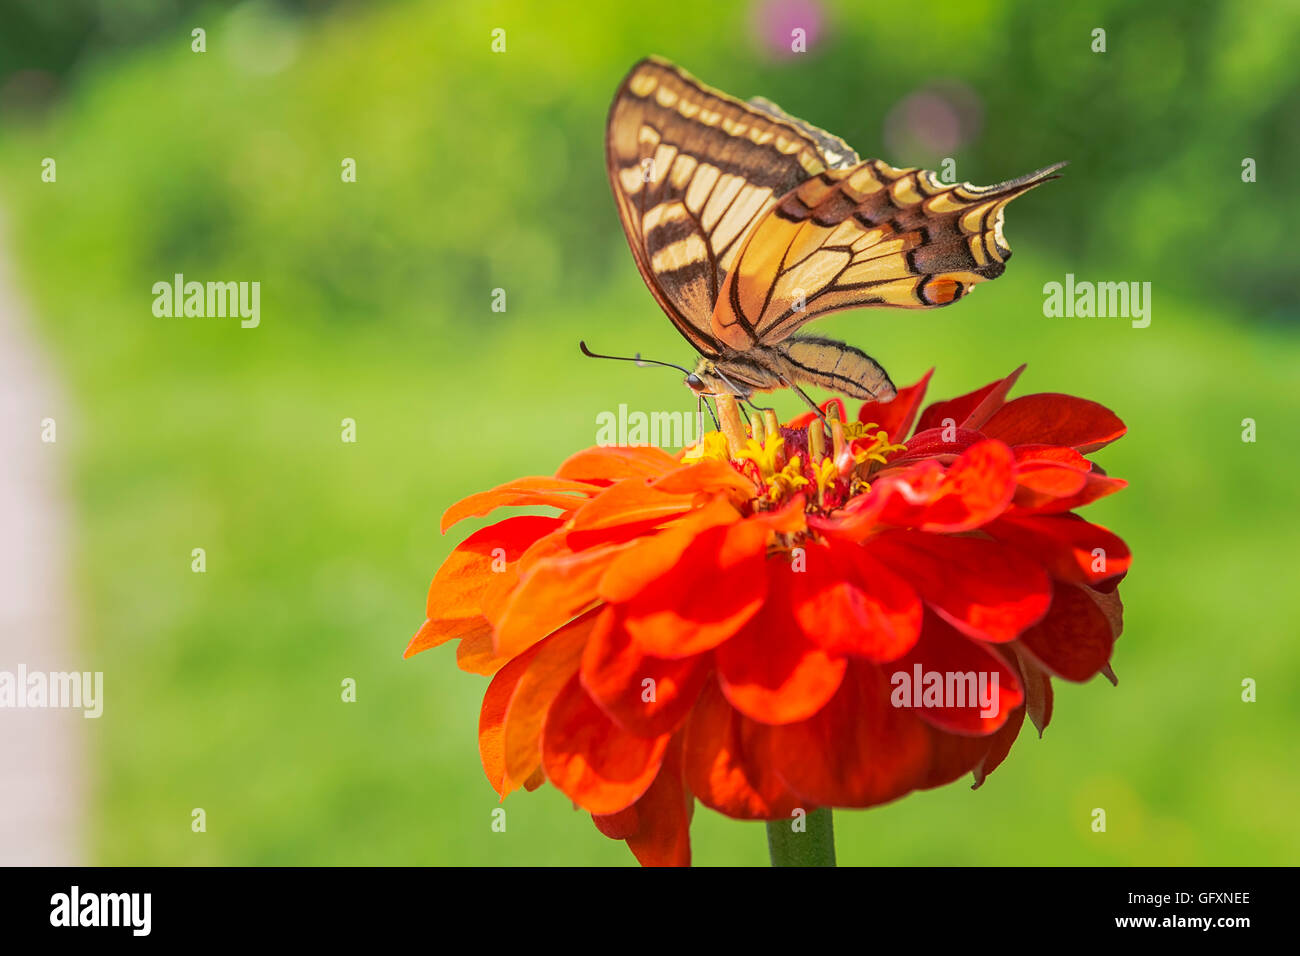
[749, 412, 766, 447]
[716, 394, 748, 458]
[808, 421, 826, 464]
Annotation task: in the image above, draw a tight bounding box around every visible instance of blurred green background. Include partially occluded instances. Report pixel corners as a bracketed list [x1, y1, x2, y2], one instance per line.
[0, 0, 1296, 865]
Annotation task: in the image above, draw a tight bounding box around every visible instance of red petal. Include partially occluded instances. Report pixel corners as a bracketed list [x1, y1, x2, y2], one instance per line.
[581, 608, 712, 736]
[888, 613, 1024, 735]
[1017, 580, 1118, 682]
[441, 476, 598, 532]
[555, 445, 679, 482]
[1011, 645, 1054, 735]
[623, 517, 770, 658]
[717, 559, 847, 724]
[915, 365, 1026, 434]
[1011, 472, 1128, 514]
[763, 662, 932, 808]
[890, 426, 985, 463]
[871, 531, 1052, 643]
[406, 515, 562, 658]
[982, 393, 1126, 453]
[989, 514, 1131, 590]
[857, 368, 933, 442]
[682, 678, 804, 819]
[541, 673, 670, 814]
[592, 737, 693, 866]
[788, 542, 922, 661]
[971, 706, 1026, 788]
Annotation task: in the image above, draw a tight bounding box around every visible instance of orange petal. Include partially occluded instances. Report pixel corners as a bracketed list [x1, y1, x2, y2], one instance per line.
[597, 496, 742, 602]
[479, 638, 552, 797]
[495, 542, 633, 657]
[441, 476, 598, 532]
[406, 515, 561, 658]
[580, 607, 712, 736]
[500, 611, 596, 794]
[651, 459, 756, 497]
[456, 629, 512, 676]
[555, 445, 680, 482]
[541, 673, 670, 815]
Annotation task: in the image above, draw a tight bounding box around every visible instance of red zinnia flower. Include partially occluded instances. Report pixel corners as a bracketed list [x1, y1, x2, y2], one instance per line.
[407, 366, 1130, 866]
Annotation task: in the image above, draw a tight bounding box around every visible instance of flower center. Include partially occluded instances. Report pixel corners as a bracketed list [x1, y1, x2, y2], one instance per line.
[683, 395, 905, 513]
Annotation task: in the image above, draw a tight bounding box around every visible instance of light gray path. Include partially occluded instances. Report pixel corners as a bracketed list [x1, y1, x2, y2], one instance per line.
[0, 208, 85, 865]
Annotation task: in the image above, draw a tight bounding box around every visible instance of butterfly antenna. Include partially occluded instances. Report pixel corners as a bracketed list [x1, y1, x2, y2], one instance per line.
[579, 340, 694, 377]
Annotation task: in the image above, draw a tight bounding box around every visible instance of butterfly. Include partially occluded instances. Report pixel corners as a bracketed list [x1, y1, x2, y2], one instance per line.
[604, 56, 1064, 412]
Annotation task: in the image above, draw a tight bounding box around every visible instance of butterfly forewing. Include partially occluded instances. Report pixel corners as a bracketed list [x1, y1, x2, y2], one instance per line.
[711, 159, 1066, 350]
[606, 56, 859, 356]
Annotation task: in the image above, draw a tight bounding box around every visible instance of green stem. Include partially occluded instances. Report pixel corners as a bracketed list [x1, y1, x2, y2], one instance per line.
[766, 808, 836, 866]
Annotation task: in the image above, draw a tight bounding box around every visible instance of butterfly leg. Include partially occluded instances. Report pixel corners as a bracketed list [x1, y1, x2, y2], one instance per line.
[782, 378, 829, 426]
[697, 392, 721, 432]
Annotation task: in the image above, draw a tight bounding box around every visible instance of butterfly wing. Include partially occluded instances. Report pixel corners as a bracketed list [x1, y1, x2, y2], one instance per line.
[711, 160, 1066, 351]
[606, 56, 859, 357]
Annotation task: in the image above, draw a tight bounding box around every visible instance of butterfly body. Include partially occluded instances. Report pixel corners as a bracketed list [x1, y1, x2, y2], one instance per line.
[605, 56, 1062, 407]
[689, 336, 894, 402]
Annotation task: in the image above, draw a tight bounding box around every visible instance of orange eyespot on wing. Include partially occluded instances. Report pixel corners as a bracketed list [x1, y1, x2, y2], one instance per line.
[711, 159, 1066, 351]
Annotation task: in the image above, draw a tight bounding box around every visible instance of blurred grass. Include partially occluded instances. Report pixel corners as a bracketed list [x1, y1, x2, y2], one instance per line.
[0, 0, 1297, 864]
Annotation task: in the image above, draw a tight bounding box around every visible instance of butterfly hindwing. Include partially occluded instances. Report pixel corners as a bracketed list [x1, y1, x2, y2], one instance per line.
[605, 56, 859, 356]
[711, 159, 1066, 350]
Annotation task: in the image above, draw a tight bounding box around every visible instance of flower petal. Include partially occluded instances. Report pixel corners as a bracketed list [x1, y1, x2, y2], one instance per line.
[788, 542, 922, 661]
[763, 662, 932, 808]
[872, 531, 1052, 643]
[981, 393, 1126, 453]
[915, 365, 1026, 434]
[597, 497, 742, 602]
[989, 513, 1131, 591]
[887, 613, 1024, 736]
[717, 558, 847, 724]
[406, 515, 562, 658]
[651, 459, 756, 497]
[857, 368, 933, 442]
[480, 638, 553, 797]
[623, 517, 771, 658]
[500, 612, 596, 793]
[581, 608, 712, 736]
[1017, 580, 1118, 681]
[441, 476, 598, 532]
[494, 541, 633, 656]
[682, 678, 804, 819]
[555, 445, 680, 482]
[592, 737, 693, 866]
[565, 480, 697, 548]
[541, 673, 671, 815]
